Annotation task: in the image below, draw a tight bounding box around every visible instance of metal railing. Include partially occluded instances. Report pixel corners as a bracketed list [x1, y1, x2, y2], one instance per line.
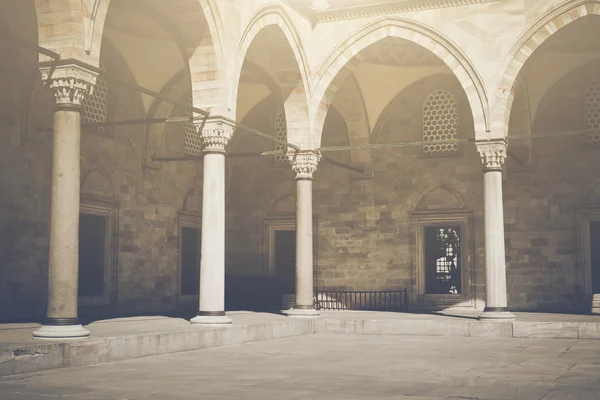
[315, 290, 408, 311]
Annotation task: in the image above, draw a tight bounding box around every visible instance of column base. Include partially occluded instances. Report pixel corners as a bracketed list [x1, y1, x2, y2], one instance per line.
[33, 324, 90, 340]
[282, 307, 320, 318]
[190, 312, 232, 327]
[478, 307, 515, 321]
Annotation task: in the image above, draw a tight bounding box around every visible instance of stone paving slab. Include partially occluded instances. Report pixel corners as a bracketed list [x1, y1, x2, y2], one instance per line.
[2, 311, 600, 378]
[2, 334, 600, 400]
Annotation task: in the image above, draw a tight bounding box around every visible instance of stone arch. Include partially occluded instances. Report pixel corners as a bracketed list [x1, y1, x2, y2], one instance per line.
[415, 186, 465, 211]
[268, 193, 297, 216]
[81, 167, 114, 199]
[311, 17, 489, 147]
[183, 187, 203, 214]
[583, 180, 600, 204]
[230, 5, 311, 147]
[493, 0, 600, 136]
[36, 0, 227, 112]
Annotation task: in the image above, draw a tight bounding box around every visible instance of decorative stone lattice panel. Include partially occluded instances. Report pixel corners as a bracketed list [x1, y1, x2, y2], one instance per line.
[586, 78, 600, 143]
[274, 108, 288, 163]
[422, 90, 459, 154]
[184, 95, 203, 156]
[81, 63, 107, 127]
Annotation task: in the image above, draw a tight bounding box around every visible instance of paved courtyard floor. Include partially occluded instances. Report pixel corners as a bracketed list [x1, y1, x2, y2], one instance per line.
[1, 334, 599, 400]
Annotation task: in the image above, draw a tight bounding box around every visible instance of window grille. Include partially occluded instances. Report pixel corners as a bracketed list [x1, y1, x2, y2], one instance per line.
[274, 108, 288, 163]
[184, 95, 203, 156]
[424, 226, 462, 295]
[81, 63, 108, 127]
[585, 78, 600, 143]
[422, 90, 459, 154]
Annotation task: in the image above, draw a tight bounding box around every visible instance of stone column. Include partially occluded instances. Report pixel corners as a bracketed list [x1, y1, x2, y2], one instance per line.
[190, 118, 233, 326]
[33, 64, 97, 339]
[476, 140, 515, 320]
[284, 151, 320, 318]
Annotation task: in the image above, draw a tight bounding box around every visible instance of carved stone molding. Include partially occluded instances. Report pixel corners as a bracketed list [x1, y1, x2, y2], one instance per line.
[292, 151, 320, 179]
[284, 0, 499, 25]
[40, 64, 98, 107]
[195, 117, 235, 153]
[476, 140, 507, 172]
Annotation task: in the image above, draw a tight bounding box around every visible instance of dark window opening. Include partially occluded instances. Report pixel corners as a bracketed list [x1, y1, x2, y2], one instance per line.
[424, 226, 462, 295]
[591, 221, 600, 293]
[181, 227, 201, 296]
[275, 230, 296, 294]
[78, 214, 107, 297]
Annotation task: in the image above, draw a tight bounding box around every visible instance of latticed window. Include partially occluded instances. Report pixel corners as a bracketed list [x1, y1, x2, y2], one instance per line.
[274, 108, 288, 163]
[81, 62, 108, 127]
[184, 95, 203, 156]
[422, 90, 459, 155]
[424, 226, 461, 295]
[585, 78, 600, 143]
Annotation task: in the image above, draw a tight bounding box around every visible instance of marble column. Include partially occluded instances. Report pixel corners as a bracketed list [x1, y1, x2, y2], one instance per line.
[476, 140, 515, 320]
[33, 64, 97, 339]
[284, 151, 320, 318]
[190, 118, 233, 326]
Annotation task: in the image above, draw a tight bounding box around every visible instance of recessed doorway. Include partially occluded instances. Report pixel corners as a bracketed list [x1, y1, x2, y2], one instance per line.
[590, 221, 600, 293]
[274, 229, 296, 296]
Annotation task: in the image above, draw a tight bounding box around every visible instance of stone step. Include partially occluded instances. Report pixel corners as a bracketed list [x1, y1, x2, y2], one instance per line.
[3, 317, 600, 378]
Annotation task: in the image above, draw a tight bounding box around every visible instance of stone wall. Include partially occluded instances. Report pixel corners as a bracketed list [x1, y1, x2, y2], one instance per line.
[503, 59, 600, 312]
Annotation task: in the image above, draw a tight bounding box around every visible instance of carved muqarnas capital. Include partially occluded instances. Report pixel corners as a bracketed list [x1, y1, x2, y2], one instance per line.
[292, 151, 320, 179]
[41, 64, 98, 107]
[195, 118, 234, 152]
[476, 140, 507, 171]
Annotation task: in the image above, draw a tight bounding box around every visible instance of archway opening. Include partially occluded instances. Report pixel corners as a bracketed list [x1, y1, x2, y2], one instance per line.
[505, 14, 600, 312]
[226, 23, 310, 312]
[314, 36, 482, 312]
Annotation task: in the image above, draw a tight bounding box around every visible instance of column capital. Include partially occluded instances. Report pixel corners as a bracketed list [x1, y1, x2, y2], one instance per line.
[41, 63, 98, 108]
[195, 117, 235, 153]
[476, 140, 507, 172]
[292, 151, 320, 179]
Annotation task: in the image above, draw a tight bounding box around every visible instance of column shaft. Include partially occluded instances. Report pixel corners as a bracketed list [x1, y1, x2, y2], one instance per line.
[190, 118, 233, 326]
[477, 140, 514, 320]
[34, 64, 96, 340]
[285, 151, 319, 318]
[198, 152, 226, 314]
[483, 170, 508, 310]
[295, 178, 314, 308]
[46, 109, 82, 322]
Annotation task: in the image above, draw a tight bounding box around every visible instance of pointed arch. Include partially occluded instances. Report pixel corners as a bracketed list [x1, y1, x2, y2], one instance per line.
[230, 5, 311, 147]
[268, 193, 297, 216]
[183, 187, 203, 214]
[81, 167, 114, 199]
[493, 0, 600, 136]
[415, 186, 465, 211]
[310, 17, 489, 147]
[36, 0, 227, 113]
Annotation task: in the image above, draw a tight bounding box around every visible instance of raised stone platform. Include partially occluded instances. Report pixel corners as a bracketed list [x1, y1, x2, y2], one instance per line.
[1, 311, 600, 377]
